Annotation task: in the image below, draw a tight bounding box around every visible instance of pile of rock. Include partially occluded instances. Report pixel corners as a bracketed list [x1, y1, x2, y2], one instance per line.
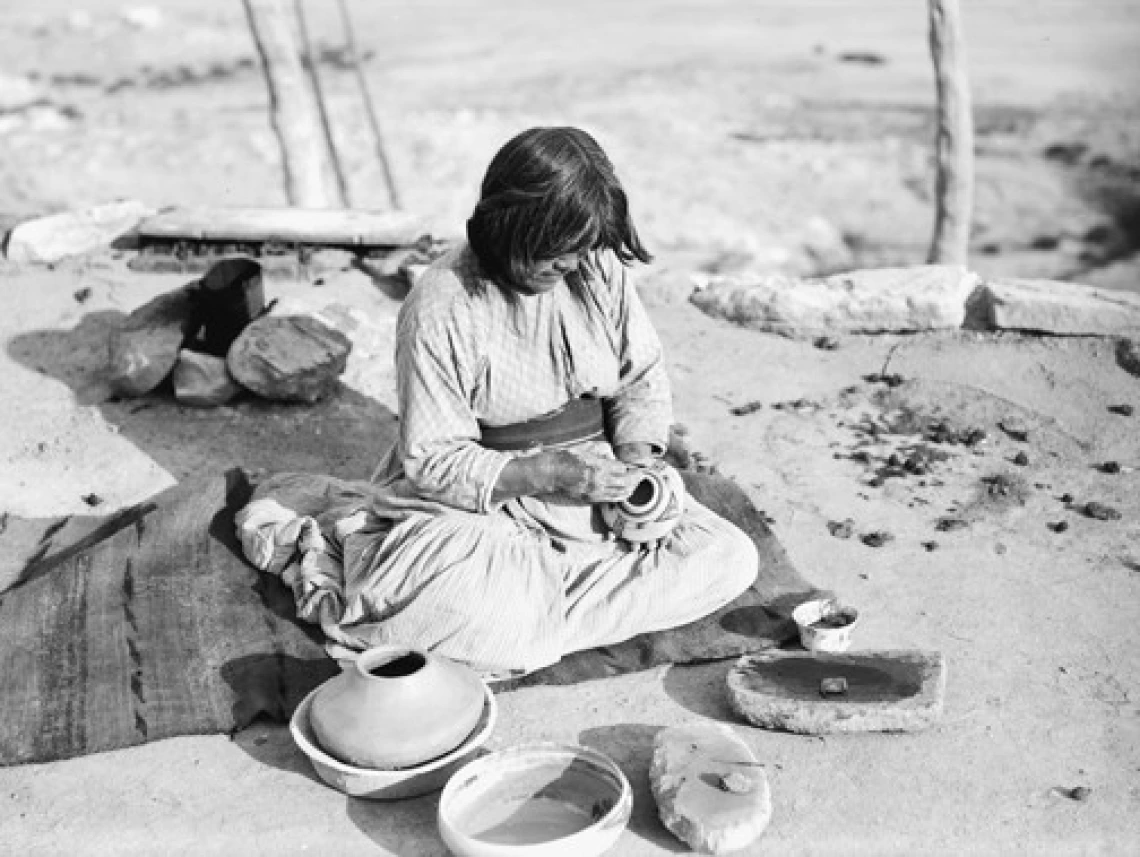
[108, 257, 351, 407]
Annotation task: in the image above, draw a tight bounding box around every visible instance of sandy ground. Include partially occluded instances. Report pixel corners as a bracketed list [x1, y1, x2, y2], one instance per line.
[2, 1, 1140, 855]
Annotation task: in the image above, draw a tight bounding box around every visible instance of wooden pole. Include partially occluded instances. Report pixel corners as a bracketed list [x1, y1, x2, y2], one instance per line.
[336, 0, 403, 211]
[293, 0, 352, 207]
[926, 0, 974, 265]
[243, 0, 337, 208]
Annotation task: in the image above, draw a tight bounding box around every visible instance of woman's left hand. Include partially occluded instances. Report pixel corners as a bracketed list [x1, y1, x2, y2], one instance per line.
[613, 442, 658, 468]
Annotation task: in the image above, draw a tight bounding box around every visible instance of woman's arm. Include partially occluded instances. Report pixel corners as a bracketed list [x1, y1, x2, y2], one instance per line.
[490, 448, 642, 507]
[599, 260, 673, 460]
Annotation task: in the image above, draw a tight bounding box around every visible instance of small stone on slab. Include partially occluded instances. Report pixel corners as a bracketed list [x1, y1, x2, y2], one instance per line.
[820, 677, 849, 697]
[650, 723, 772, 855]
[727, 649, 946, 734]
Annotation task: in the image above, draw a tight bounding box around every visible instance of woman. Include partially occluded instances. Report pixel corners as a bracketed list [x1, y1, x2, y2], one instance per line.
[239, 127, 757, 679]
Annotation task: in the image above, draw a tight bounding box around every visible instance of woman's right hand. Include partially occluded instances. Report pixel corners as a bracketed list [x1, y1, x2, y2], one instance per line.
[548, 449, 642, 504]
[492, 448, 641, 506]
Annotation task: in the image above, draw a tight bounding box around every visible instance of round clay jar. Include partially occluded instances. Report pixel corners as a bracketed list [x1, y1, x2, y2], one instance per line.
[309, 645, 486, 770]
[600, 463, 686, 543]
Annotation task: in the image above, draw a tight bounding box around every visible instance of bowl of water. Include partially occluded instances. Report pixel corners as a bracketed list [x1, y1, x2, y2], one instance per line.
[437, 743, 632, 857]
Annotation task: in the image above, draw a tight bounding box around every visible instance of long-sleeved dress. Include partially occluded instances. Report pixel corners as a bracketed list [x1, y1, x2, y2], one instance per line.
[237, 245, 757, 679]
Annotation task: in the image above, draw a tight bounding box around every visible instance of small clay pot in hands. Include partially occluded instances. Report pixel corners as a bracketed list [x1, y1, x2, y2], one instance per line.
[600, 463, 686, 543]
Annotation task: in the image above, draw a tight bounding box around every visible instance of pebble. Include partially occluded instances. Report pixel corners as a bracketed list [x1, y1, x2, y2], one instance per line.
[998, 417, 1030, 442]
[936, 517, 969, 532]
[730, 400, 764, 416]
[1083, 502, 1122, 521]
[819, 677, 848, 696]
[1066, 786, 1092, 802]
[861, 531, 894, 548]
[1012, 452, 1030, 466]
[827, 519, 855, 539]
[1100, 461, 1121, 474]
[921, 541, 939, 551]
[82, 493, 103, 507]
[1107, 404, 1133, 417]
[813, 336, 840, 351]
[1048, 521, 1069, 533]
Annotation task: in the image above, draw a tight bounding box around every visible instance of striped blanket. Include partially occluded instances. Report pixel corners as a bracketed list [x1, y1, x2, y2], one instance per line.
[0, 468, 822, 766]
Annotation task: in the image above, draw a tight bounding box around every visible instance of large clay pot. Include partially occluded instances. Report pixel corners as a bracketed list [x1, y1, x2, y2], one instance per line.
[309, 645, 486, 770]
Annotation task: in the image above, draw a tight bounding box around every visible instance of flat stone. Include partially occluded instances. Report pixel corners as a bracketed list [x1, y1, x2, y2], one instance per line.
[971, 277, 1140, 336]
[727, 649, 946, 734]
[5, 200, 155, 264]
[650, 723, 772, 855]
[107, 286, 198, 396]
[227, 314, 351, 403]
[690, 266, 977, 336]
[172, 349, 241, 407]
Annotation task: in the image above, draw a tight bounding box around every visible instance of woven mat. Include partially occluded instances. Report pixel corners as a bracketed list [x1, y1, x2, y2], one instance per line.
[0, 469, 823, 766]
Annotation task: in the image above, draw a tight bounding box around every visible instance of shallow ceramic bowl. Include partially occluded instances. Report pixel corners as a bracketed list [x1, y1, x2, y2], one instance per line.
[793, 599, 861, 653]
[290, 679, 496, 800]
[438, 743, 632, 857]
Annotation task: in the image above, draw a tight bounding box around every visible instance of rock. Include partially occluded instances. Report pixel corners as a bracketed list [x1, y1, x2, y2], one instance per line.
[6, 200, 155, 264]
[730, 400, 764, 416]
[1082, 502, 1121, 521]
[1107, 404, 1134, 416]
[227, 315, 352, 403]
[727, 649, 947, 734]
[860, 531, 894, 547]
[172, 349, 241, 407]
[1118, 339, 1140, 377]
[998, 416, 1030, 442]
[970, 277, 1140, 336]
[650, 723, 772, 855]
[689, 265, 978, 337]
[827, 519, 854, 539]
[1013, 451, 1030, 466]
[107, 286, 198, 396]
[1100, 461, 1121, 475]
[1048, 521, 1069, 533]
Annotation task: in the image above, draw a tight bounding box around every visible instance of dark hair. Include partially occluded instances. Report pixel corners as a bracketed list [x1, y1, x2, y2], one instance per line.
[466, 127, 652, 299]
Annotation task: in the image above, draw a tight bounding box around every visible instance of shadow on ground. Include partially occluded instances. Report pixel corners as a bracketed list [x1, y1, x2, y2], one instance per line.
[6, 308, 399, 483]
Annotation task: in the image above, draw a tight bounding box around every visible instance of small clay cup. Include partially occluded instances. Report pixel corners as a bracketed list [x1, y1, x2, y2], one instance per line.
[792, 599, 860, 653]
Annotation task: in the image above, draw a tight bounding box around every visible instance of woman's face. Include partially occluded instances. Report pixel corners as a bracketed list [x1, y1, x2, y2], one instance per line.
[519, 252, 581, 294]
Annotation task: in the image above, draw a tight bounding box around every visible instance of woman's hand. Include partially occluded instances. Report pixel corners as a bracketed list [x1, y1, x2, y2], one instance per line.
[613, 442, 659, 468]
[492, 449, 641, 506]
[547, 449, 642, 503]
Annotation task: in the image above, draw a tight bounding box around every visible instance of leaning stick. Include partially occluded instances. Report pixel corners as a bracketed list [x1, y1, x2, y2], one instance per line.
[242, 0, 336, 208]
[335, 0, 403, 211]
[293, 0, 352, 208]
[926, 0, 974, 265]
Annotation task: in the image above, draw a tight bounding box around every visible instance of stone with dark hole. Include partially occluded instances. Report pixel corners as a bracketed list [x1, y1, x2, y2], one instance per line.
[727, 649, 946, 734]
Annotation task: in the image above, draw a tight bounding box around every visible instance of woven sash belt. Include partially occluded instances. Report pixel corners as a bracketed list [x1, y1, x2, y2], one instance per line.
[478, 397, 606, 451]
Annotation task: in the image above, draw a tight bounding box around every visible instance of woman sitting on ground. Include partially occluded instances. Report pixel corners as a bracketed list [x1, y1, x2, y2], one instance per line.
[239, 126, 758, 679]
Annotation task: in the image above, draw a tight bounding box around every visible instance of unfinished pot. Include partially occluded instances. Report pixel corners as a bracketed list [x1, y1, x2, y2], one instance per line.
[600, 463, 686, 543]
[309, 645, 485, 770]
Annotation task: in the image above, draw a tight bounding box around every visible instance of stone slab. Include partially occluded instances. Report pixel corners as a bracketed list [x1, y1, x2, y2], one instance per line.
[690, 265, 978, 336]
[726, 649, 946, 734]
[650, 723, 772, 854]
[5, 200, 155, 264]
[971, 277, 1140, 336]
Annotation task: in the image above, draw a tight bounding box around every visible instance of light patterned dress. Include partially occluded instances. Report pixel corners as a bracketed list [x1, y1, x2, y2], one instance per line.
[239, 245, 758, 679]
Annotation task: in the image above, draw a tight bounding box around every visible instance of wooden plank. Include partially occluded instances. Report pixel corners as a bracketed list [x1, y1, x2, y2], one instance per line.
[137, 206, 430, 247]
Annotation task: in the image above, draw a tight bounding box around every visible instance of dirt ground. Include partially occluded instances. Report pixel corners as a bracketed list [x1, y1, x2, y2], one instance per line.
[2, 2, 1139, 855]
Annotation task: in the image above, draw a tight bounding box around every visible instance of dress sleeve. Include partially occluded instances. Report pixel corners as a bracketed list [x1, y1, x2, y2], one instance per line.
[394, 299, 512, 513]
[601, 261, 673, 453]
